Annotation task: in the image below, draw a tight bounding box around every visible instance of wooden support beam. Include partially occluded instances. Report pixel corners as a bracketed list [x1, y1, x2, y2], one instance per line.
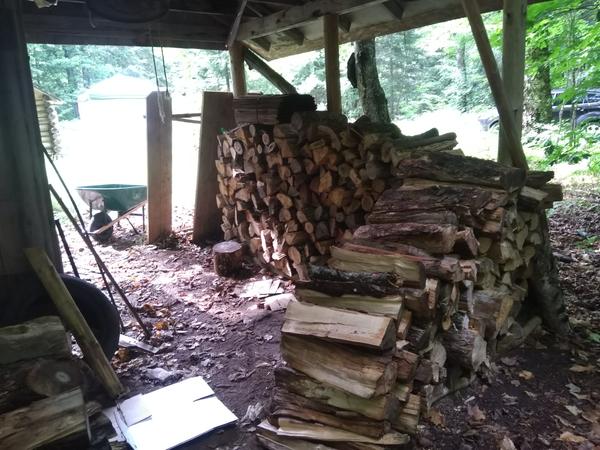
[227, 0, 248, 49]
[244, 47, 298, 94]
[146, 91, 172, 243]
[229, 41, 247, 96]
[192, 92, 235, 243]
[284, 27, 305, 46]
[498, 0, 527, 165]
[238, 0, 388, 40]
[0, 0, 62, 312]
[323, 14, 342, 114]
[460, 0, 528, 170]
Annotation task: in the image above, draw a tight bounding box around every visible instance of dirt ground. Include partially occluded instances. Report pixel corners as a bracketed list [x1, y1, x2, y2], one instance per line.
[56, 188, 600, 450]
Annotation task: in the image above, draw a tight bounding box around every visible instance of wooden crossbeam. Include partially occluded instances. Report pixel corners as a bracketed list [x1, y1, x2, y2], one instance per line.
[238, 0, 389, 40]
[383, 0, 405, 19]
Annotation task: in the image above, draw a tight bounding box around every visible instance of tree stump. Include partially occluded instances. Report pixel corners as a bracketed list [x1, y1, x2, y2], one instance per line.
[213, 241, 243, 276]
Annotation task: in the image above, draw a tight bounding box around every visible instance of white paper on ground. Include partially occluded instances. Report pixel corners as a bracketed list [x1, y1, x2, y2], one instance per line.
[103, 376, 237, 450]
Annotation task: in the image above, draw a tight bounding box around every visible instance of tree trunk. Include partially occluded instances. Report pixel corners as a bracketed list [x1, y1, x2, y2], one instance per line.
[354, 39, 390, 123]
[524, 31, 552, 125]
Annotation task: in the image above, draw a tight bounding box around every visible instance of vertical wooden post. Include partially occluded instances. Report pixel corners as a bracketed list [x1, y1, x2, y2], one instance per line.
[323, 14, 342, 114]
[146, 91, 172, 243]
[0, 0, 62, 316]
[192, 92, 235, 243]
[229, 42, 247, 97]
[460, 0, 528, 170]
[498, 0, 527, 165]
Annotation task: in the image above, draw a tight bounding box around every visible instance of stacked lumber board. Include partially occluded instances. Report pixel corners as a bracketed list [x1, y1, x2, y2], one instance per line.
[216, 111, 459, 280]
[252, 129, 562, 447]
[233, 94, 317, 125]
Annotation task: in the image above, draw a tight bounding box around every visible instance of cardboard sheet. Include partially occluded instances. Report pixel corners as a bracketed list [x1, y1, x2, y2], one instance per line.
[104, 376, 237, 449]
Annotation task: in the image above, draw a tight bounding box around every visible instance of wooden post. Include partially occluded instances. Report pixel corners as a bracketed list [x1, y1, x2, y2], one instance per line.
[192, 92, 235, 243]
[229, 41, 247, 97]
[460, 0, 528, 170]
[323, 14, 342, 114]
[146, 91, 172, 243]
[498, 0, 527, 165]
[0, 0, 62, 315]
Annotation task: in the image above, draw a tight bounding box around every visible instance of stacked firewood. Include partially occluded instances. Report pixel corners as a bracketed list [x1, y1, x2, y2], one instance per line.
[216, 111, 459, 280]
[250, 120, 561, 447]
[0, 316, 114, 447]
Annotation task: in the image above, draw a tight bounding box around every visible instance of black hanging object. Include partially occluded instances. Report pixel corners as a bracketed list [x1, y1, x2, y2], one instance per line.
[86, 0, 170, 23]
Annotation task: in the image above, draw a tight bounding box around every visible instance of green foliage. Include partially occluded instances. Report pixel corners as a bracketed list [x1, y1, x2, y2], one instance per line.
[28, 44, 157, 119]
[525, 0, 600, 175]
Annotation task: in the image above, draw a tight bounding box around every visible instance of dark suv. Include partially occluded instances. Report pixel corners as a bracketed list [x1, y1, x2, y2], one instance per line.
[479, 88, 600, 134]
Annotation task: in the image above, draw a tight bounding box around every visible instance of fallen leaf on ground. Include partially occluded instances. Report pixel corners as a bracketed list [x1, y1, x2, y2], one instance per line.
[502, 393, 518, 406]
[500, 357, 518, 366]
[559, 431, 587, 443]
[525, 390, 537, 399]
[467, 404, 486, 423]
[499, 436, 517, 450]
[582, 409, 600, 424]
[553, 415, 574, 428]
[518, 370, 534, 380]
[569, 364, 595, 373]
[426, 408, 445, 427]
[565, 404, 582, 416]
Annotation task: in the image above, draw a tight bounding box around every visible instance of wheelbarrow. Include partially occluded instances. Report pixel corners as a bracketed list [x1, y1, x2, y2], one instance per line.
[76, 184, 147, 242]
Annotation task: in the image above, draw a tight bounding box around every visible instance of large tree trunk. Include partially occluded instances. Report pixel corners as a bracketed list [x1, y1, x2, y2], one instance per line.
[524, 31, 552, 125]
[354, 39, 391, 123]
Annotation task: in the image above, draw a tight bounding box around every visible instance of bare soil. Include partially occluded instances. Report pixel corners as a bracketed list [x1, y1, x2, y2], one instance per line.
[56, 188, 600, 450]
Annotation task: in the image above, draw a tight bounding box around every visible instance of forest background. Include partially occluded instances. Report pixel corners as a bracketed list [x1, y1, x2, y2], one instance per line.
[28, 0, 600, 176]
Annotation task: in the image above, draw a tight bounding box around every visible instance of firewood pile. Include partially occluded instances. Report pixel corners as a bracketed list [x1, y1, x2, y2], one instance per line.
[256, 165, 560, 447]
[216, 100, 563, 448]
[0, 316, 114, 447]
[216, 111, 460, 280]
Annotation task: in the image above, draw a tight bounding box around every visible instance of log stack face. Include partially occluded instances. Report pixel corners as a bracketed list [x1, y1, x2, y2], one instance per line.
[216, 102, 562, 448]
[215, 110, 460, 281]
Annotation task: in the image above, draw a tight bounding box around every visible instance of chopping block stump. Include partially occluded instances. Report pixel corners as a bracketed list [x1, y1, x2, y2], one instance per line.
[213, 241, 243, 276]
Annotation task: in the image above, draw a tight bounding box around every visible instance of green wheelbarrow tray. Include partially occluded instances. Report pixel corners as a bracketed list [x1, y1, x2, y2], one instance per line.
[76, 184, 147, 213]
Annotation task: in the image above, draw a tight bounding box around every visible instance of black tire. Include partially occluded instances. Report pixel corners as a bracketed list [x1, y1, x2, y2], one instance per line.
[28, 275, 120, 358]
[90, 211, 113, 243]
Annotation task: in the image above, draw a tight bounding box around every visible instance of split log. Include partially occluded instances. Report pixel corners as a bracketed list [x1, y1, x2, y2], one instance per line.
[295, 289, 403, 321]
[392, 394, 421, 435]
[281, 335, 397, 399]
[0, 316, 70, 365]
[213, 240, 243, 276]
[0, 358, 85, 415]
[271, 389, 389, 439]
[264, 417, 410, 446]
[0, 388, 88, 449]
[329, 244, 425, 288]
[354, 223, 458, 254]
[274, 367, 398, 421]
[443, 326, 486, 371]
[282, 302, 396, 351]
[389, 150, 526, 191]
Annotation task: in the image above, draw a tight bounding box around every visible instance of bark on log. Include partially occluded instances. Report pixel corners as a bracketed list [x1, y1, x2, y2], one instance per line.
[213, 240, 244, 276]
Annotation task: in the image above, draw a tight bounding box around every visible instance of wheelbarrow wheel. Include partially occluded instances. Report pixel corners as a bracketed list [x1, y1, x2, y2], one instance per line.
[90, 211, 113, 243]
[27, 275, 121, 358]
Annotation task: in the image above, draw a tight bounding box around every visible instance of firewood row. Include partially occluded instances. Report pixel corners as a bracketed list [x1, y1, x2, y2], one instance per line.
[0, 316, 114, 448]
[227, 109, 562, 447]
[216, 108, 459, 281]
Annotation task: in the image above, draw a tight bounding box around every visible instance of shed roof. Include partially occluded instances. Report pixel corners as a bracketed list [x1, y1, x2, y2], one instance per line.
[23, 0, 546, 59]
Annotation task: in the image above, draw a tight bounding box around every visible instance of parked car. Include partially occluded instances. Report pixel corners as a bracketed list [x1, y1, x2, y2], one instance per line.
[478, 88, 600, 134]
